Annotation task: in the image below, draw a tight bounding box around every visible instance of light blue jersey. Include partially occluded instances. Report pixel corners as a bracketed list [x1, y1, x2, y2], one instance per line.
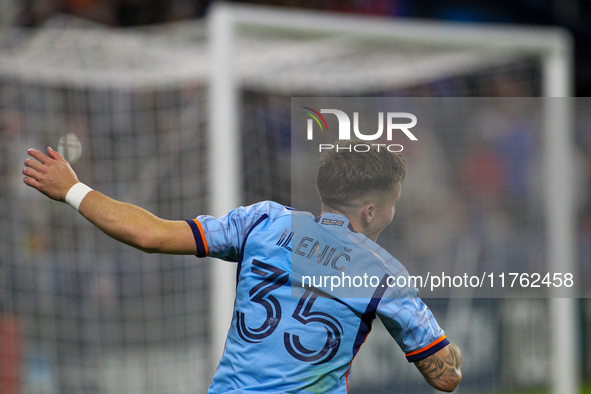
[186, 201, 447, 394]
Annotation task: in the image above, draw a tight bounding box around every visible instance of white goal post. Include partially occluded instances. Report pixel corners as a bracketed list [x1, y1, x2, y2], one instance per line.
[207, 3, 577, 394]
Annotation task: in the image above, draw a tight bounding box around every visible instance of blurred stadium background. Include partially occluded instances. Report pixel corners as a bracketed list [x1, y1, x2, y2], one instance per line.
[0, 1, 590, 394]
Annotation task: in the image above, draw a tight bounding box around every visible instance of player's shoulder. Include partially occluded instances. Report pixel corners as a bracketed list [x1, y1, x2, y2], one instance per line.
[348, 232, 410, 280]
[243, 200, 313, 222]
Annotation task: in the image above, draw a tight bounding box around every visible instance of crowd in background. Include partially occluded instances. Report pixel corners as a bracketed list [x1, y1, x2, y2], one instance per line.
[12, 0, 591, 97]
[15, 0, 407, 27]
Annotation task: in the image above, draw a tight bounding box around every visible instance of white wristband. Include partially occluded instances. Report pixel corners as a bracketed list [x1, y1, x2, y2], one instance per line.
[65, 182, 93, 211]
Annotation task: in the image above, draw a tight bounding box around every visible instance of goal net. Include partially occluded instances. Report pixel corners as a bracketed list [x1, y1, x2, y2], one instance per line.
[0, 5, 577, 394]
[0, 19, 211, 394]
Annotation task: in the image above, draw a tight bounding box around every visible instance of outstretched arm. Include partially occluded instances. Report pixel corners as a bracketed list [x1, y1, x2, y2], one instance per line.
[23, 147, 197, 255]
[414, 342, 462, 392]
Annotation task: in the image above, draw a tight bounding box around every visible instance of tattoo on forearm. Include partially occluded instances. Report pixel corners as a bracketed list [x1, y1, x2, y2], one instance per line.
[414, 342, 462, 388]
[448, 343, 462, 368]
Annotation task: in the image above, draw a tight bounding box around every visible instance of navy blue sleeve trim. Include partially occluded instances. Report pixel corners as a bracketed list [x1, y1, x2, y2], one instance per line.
[406, 338, 450, 363]
[185, 219, 207, 258]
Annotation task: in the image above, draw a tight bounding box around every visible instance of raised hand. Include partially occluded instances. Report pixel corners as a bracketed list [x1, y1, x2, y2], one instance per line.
[23, 147, 79, 202]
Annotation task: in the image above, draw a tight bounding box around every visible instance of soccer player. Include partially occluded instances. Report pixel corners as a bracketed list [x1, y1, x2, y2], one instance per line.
[23, 141, 461, 393]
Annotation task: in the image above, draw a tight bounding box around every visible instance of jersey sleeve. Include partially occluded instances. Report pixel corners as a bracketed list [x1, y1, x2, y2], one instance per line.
[185, 201, 276, 262]
[377, 296, 448, 363]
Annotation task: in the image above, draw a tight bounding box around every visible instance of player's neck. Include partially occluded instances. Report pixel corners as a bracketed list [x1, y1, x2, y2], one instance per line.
[320, 205, 379, 242]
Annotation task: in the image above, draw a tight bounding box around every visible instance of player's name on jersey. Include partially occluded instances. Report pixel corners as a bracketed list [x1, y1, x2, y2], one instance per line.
[276, 229, 349, 272]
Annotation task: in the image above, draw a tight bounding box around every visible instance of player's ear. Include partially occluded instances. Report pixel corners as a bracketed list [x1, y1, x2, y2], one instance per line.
[361, 203, 375, 224]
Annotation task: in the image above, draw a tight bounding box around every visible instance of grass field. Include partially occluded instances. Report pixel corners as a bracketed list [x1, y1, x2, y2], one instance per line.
[500, 383, 591, 394]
